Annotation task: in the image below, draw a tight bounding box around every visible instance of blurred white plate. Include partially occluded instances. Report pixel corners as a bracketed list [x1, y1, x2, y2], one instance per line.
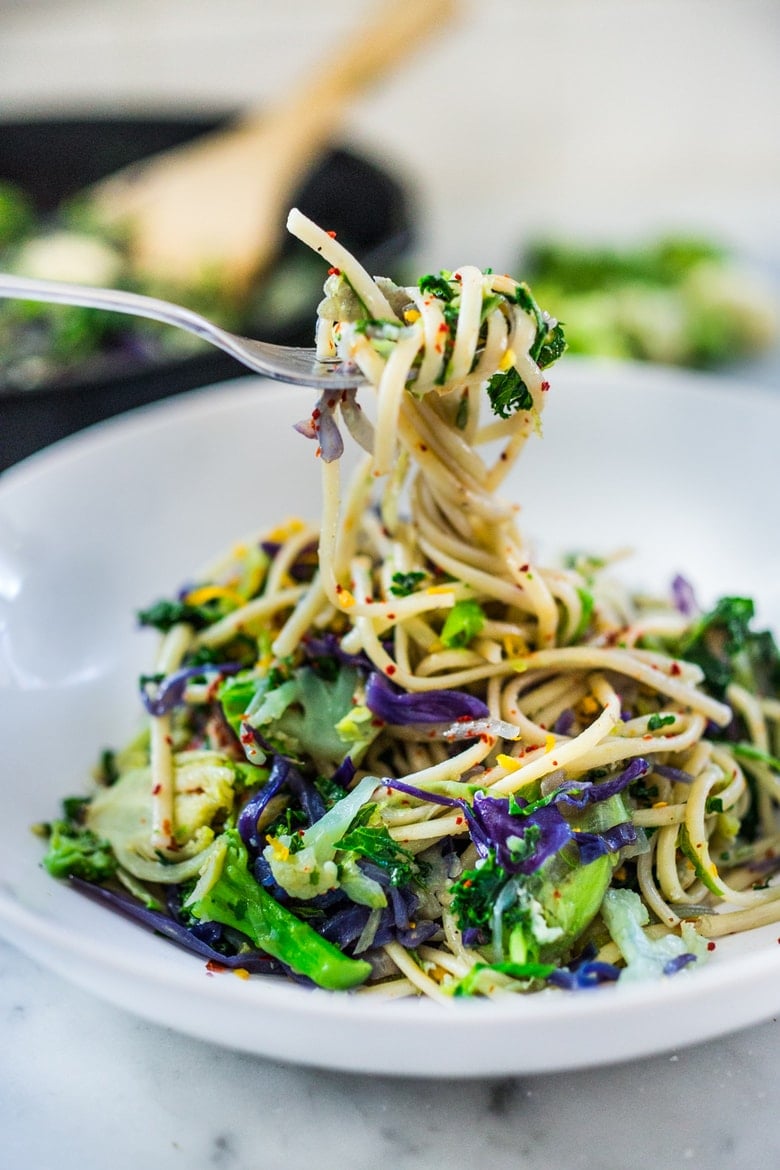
[1, 360, 779, 1077]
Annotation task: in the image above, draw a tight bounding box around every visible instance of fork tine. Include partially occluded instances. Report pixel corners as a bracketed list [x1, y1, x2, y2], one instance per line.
[228, 338, 367, 389]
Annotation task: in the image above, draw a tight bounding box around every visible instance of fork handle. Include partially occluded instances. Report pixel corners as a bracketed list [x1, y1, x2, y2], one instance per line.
[0, 273, 217, 333]
[0, 271, 263, 378]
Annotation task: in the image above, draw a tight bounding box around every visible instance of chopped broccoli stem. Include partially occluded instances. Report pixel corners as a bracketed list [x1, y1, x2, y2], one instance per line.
[189, 827, 371, 990]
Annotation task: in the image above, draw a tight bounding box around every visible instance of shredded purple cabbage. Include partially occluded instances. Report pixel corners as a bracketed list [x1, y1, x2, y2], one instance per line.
[469, 793, 572, 875]
[300, 632, 373, 672]
[285, 762, 327, 824]
[575, 821, 637, 864]
[385, 759, 648, 876]
[330, 755, 357, 789]
[237, 756, 290, 850]
[365, 671, 490, 724]
[552, 757, 650, 809]
[294, 391, 344, 462]
[553, 708, 576, 736]
[319, 903, 373, 947]
[140, 662, 241, 717]
[68, 877, 284, 974]
[671, 573, 699, 617]
[547, 960, 621, 989]
[663, 952, 698, 975]
[651, 763, 695, 785]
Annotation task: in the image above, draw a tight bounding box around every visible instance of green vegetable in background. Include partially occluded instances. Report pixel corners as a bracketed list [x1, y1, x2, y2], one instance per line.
[523, 234, 777, 367]
[672, 596, 780, 698]
[0, 181, 34, 247]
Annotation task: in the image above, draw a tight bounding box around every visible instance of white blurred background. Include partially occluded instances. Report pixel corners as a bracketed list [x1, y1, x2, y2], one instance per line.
[0, 0, 777, 275]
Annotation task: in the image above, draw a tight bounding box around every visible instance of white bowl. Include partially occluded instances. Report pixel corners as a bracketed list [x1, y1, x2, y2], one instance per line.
[2, 360, 779, 1076]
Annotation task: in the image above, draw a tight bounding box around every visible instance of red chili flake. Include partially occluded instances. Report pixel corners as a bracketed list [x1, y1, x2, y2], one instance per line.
[387, 613, 396, 621]
[326, 230, 337, 238]
[206, 960, 227, 974]
[670, 662, 682, 676]
[552, 889, 561, 899]
[454, 272, 462, 282]
[541, 380, 550, 391]
[385, 664, 397, 676]
[463, 879, 473, 888]
[327, 397, 336, 408]
[419, 443, 428, 452]
[455, 816, 464, 825]
[161, 818, 172, 836]
[152, 783, 162, 795]
[520, 563, 529, 572]
[312, 407, 321, 419]
[707, 941, 717, 951]
[315, 446, 322, 458]
[327, 266, 340, 276]
[643, 734, 653, 741]
[165, 734, 173, 746]
[438, 322, 450, 333]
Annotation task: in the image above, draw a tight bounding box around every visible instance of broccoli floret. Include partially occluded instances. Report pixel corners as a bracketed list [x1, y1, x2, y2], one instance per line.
[42, 819, 117, 882]
[674, 596, 780, 698]
[189, 826, 371, 990]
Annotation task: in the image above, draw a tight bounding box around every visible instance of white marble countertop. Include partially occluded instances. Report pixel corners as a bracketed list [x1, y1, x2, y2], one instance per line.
[1, 2, 779, 1166]
[2, 933, 780, 1170]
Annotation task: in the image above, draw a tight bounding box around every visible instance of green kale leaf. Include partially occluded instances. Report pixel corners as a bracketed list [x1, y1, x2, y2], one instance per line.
[485, 367, 534, 418]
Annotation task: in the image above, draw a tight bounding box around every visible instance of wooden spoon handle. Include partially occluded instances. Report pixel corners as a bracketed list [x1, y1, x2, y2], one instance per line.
[89, 0, 457, 289]
[243, 0, 457, 131]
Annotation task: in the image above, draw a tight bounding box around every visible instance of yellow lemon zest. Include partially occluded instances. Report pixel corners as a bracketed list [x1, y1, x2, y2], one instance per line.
[184, 584, 245, 609]
[266, 517, 306, 543]
[265, 836, 290, 863]
[578, 695, 600, 717]
[502, 634, 529, 659]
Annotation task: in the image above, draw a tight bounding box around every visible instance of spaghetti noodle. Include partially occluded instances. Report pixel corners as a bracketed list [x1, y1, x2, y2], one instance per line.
[41, 210, 780, 999]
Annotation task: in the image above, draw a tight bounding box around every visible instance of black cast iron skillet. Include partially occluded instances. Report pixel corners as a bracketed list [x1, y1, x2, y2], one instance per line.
[0, 115, 414, 470]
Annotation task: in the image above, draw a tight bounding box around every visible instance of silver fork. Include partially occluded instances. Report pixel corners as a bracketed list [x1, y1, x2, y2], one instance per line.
[0, 273, 367, 390]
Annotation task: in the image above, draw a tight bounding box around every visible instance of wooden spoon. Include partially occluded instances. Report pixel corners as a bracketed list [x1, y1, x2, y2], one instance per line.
[88, 0, 456, 296]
